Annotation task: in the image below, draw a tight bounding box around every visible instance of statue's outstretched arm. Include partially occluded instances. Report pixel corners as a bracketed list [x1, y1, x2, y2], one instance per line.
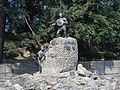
[64, 18, 68, 24]
[51, 20, 57, 26]
[51, 23, 56, 26]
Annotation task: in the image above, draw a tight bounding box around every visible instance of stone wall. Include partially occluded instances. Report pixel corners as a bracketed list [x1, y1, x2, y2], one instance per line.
[79, 60, 120, 75]
[9, 60, 120, 75]
[0, 64, 12, 82]
[3, 59, 38, 73]
[0, 59, 39, 82]
[1, 59, 120, 82]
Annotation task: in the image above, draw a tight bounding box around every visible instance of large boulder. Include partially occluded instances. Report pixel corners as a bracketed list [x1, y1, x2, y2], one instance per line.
[41, 37, 78, 74]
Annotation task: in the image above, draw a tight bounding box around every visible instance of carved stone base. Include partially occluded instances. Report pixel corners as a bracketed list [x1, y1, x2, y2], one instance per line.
[41, 37, 78, 74]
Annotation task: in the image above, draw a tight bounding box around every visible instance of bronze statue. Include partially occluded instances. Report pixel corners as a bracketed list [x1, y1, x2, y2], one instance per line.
[52, 13, 68, 37]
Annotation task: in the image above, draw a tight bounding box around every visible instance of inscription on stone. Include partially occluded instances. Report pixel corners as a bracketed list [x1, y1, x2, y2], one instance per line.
[64, 42, 76, 51]
[64, 42, 76, 45]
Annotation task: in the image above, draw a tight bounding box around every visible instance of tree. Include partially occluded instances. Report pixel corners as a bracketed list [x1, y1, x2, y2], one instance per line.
[68, 0, 120, 59]
[0, 0, 7, 63]
[2, 0, 120, 60]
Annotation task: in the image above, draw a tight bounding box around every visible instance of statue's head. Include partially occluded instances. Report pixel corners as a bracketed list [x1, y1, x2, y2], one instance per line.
[59, 13, 63, 17]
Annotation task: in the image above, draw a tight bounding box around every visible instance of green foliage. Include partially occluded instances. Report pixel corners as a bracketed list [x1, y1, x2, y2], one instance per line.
[2, 0, 120, 59]
[69, 0, 120, 46]
[4, 41, 18, 59]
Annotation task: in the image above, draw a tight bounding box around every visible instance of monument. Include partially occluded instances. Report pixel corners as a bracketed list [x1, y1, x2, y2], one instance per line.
[1, 14, 119, 90]
[39, 14, 78, 74]
[52, 13, 68, 37]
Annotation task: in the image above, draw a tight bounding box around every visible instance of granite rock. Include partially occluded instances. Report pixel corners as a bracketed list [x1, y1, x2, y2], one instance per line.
[41, 37, 78, 74]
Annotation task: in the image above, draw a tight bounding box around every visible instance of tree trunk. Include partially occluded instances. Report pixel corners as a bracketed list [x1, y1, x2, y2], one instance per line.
[0, 0, 7, 63]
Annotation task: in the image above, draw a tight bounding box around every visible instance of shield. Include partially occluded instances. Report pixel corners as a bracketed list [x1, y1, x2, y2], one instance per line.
[56, 19, 64, 26]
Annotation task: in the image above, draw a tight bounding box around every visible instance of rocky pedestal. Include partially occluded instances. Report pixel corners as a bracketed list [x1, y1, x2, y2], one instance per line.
[41, 37, 78, 74]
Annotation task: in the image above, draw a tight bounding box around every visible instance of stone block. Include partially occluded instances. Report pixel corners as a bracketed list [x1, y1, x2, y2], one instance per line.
[95, 61, 105, 69]
[95, 68, 105, 75]
[79, 60, 120, 75]
[59, 70, 78, 78]
[104, 61, 114, 69]
[0, 64, 12, 73]
[113, 61, 120, 68]
[105, 68, 119, 74]
[42, 37, 78, 74]
[0, 64, 12, 81]
[0, 73, 12, 79]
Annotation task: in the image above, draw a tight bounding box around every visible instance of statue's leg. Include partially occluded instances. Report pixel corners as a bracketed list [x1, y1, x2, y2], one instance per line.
[57, 28, 62, 37]
[57, 30, 59, 35]
[63, 26, 66, 38]
[64, 29, 66, 38]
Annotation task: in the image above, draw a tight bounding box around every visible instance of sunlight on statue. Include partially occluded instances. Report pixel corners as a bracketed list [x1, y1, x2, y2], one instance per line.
[52, 13, 68, 37]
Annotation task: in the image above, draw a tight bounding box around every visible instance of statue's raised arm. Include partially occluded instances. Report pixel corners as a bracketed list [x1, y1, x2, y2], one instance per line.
[52, 13, 68, 37]
[62, 17, 68, 24]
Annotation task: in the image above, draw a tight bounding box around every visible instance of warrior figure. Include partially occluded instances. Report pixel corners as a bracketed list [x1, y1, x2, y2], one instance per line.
[52, 13, 68, 37]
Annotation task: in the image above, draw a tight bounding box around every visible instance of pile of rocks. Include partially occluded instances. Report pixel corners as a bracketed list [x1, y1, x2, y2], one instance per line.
[1, 37, 120, 90]
[0, 64, 120, 90]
